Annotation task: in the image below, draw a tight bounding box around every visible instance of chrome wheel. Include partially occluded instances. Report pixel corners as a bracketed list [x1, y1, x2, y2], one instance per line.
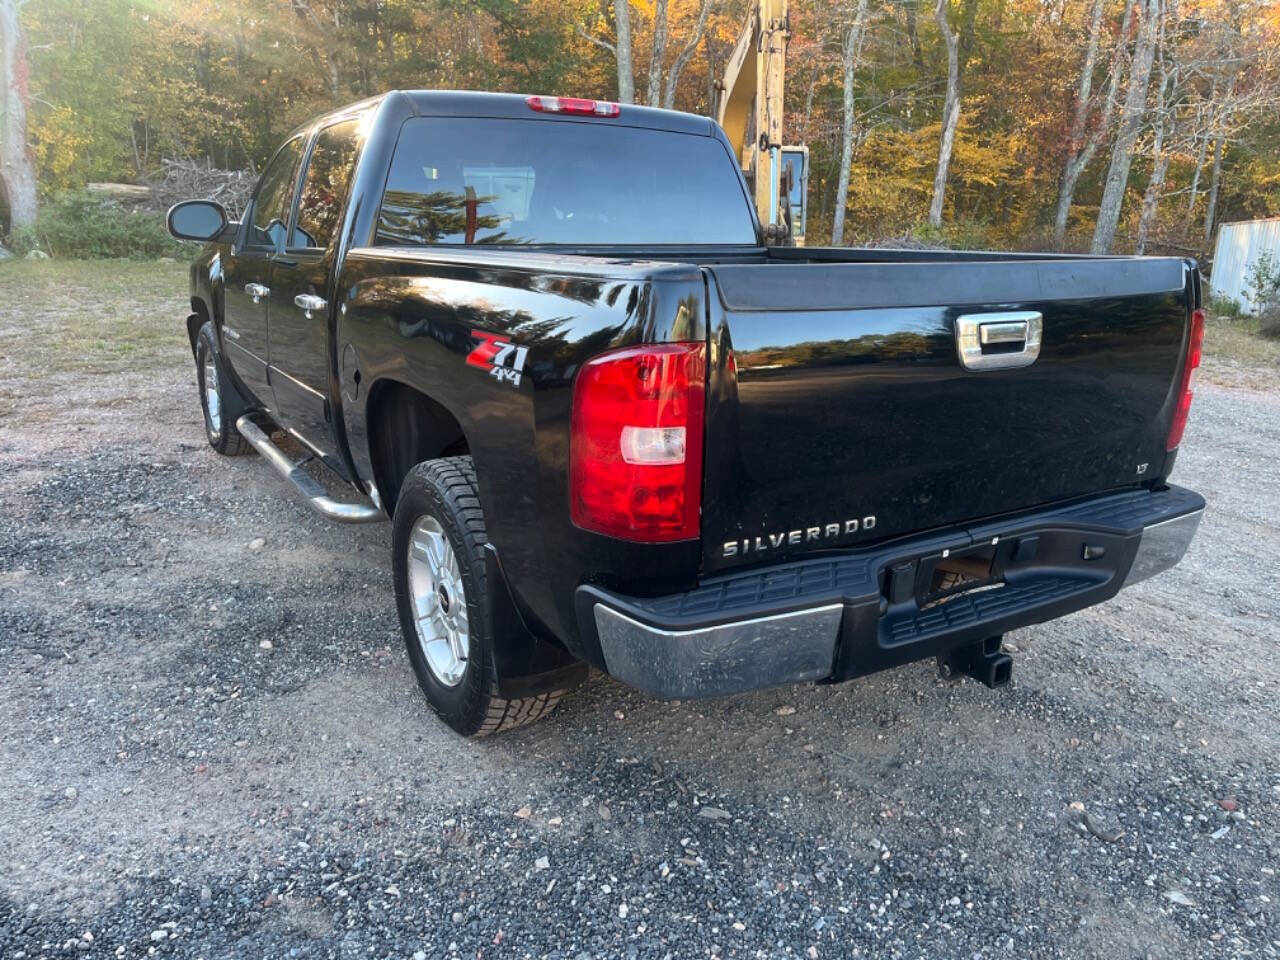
[203, 354, 222, 440]
[407, 516, 469, 687]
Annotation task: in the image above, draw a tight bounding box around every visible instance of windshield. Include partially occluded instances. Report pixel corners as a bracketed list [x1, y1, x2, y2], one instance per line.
[375, 117, 757, 247]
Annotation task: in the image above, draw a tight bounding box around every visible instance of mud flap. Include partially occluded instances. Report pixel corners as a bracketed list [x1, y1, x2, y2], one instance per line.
[485, 545, 588, 698]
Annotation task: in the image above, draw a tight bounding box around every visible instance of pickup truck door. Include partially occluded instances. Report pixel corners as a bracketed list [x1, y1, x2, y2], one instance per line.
[267, 119, 363, 465]
[221, 135, 306, 411]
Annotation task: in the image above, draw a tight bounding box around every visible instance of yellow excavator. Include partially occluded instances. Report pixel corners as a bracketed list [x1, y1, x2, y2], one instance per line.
[715, 0, 808, 245]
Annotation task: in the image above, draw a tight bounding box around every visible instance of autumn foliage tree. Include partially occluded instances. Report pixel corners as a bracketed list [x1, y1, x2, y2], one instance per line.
[6, 0, 1280, 255]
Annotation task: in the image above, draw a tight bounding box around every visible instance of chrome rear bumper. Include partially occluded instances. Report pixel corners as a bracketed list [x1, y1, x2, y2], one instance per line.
[1121, 509, 1203, 586]
[579, 486, 1205, 700]
[592, 603, 843, 700]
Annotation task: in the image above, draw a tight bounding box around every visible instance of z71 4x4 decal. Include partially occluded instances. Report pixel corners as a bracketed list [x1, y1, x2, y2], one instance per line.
[467, 330, 529, 388]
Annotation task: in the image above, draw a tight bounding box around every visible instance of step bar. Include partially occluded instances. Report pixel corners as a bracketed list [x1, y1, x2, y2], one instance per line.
[235, 416, 385, 524]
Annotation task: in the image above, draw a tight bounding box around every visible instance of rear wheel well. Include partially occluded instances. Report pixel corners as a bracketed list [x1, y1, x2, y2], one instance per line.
[367, 380, 469, 512]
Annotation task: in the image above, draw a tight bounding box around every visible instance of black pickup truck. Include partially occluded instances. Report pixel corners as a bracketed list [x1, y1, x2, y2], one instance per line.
[168, 90, 1205, 737]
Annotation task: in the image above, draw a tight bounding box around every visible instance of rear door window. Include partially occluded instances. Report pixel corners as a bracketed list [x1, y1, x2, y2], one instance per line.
[248, 136, 305, 251]
[375, 117, 756, 246]
[291, 119, 363, 250]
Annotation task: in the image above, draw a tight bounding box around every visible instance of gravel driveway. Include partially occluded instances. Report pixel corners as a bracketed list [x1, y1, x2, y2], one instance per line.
[1, 262, 1277, 959]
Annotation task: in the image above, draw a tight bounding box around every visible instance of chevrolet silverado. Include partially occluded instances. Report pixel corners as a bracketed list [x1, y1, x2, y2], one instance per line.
[166, 90, 1206, 736]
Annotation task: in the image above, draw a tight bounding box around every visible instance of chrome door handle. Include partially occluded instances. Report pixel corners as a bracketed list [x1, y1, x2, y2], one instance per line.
[244, 282, 269, 303]
[955, 311, 1043, 371]
[294, 294, 328, 317]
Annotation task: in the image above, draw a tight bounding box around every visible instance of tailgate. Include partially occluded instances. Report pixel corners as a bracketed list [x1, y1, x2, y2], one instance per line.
[700, 257, 1195, 574]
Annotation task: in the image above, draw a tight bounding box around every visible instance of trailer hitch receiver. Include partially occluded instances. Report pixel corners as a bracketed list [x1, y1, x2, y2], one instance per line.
[937, 636, 1012, 689]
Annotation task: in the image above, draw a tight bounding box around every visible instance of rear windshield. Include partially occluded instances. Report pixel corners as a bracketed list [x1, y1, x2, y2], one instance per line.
[375, 117, 756, 246]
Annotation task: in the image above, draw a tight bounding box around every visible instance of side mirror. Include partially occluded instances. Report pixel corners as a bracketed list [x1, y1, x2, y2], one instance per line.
[167, 200, 229, 242]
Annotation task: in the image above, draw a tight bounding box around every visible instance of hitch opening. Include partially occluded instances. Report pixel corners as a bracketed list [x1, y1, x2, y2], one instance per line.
[937, 636, 1012, 689]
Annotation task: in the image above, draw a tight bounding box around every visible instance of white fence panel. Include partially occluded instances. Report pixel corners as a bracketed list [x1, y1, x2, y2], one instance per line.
[1210, 217, 1280, 314]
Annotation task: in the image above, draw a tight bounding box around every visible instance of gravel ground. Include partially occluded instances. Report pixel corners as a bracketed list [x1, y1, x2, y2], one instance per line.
[1, 263, 1278, 959]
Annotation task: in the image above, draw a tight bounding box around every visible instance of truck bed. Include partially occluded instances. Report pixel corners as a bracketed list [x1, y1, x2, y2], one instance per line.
[366, 242, 1193, 577]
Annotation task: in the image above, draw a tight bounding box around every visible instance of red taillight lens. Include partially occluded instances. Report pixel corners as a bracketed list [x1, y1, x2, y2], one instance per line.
[526, 95, 621, 118]
[1167, 307, 1205, 451]
[570, 343, 705, 542]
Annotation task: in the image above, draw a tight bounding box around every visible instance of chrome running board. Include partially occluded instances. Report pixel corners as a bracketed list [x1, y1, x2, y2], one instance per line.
[235, 416, 385, 524]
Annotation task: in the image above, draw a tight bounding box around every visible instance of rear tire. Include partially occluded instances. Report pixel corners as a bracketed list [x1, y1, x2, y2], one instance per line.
[195, 321, 250, 456]
[392, 456, 568, 737]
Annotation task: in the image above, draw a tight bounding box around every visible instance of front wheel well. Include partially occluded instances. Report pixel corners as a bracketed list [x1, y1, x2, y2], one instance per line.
[187, 297, 211, 357]
[366, 380, 470, 513]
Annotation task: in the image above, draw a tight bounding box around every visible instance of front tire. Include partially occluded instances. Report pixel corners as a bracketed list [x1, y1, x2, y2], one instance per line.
[195, 321, 250, 456]
[392, 457, 567, 737]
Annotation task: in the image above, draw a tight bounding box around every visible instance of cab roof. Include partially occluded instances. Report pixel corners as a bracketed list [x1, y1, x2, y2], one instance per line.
[299, 90, 717, 139]
[400, 91, 715, 137]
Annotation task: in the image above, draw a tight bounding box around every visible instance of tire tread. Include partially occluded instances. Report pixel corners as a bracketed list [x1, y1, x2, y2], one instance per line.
[397, 456, 574, 737]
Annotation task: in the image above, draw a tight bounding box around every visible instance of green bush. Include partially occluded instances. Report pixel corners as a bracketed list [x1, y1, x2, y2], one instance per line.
[1208, 294, 1243, 319]
[1259, 301, 1280, 339]
[2, 191, 186, 259]
[1244, 251, 1280, 313]
[908, 218, 999, 251]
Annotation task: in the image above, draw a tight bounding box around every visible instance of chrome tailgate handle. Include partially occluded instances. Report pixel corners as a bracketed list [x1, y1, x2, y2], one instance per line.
[956, 311, 1043, 371]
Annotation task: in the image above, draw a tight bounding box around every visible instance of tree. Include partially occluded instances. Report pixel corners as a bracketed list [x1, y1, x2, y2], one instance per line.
[830, 0, 871, 245]
[615, 0, 635, 103]
[927, 0, 960, 227]
[8, 0, 1279, 253]
[646, 0, 669, 106]
[580, 0, 716, 109]
[1202, 133, 1224, 247]
[1052, 0, 1131, 247]
[579, 0, 636, 102]
[1134, 17, 1174, 254]
[1091, 0, 1161, 254]
[661, 0, 714, 109]
[0, 0, 37, 229]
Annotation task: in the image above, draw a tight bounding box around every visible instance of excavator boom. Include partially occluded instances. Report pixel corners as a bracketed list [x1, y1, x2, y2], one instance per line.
[715, 0, 806, 244]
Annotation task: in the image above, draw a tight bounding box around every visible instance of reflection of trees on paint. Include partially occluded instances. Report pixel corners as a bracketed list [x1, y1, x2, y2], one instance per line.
[376, 189, 526, 245]
[736, 330, 943, 372]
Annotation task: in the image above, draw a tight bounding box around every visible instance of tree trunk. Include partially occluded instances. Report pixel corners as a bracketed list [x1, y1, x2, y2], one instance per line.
[802, 60, 819, 142]
[1091, 0, 1160, 254]
[1051, 0, 1106, 247]
[1054, 0, 1135, 248]
[661, 0, 714, 109]
[646, 0, 669, 107]
[904, 0, 924, 70]
[831, 0, 871, 246]
[614, 0, 634, 104]
[0, 0, 37, 230]
[87, 183, 152, 201]
[1135, 28, 1173, 256]
[704, 27, 721, 116]
[1185, 125, 1209, 221]
[1203, 135, 1223, 248]
[1184, 80, 1218, 223]
[1134, 147, 1169, 254]
[928, 0, 961, 228]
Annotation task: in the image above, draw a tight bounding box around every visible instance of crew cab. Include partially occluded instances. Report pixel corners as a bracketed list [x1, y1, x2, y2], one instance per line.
[167, 91, 1205, 737]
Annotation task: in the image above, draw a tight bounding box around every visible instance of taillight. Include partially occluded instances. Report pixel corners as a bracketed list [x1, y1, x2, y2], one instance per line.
[526, 95, 621, 118]
[570, 343, 705, 542]
[1166, 307, 1205, 451]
